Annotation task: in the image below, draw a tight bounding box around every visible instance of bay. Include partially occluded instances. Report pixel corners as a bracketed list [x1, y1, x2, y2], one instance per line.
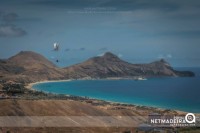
[33, 68, 200, 113]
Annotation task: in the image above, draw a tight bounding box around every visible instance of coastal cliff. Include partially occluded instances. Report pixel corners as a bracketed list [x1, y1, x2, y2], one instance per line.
[0, 51, 195, 83]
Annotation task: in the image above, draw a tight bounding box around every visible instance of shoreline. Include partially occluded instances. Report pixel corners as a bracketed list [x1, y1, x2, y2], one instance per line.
[26, 77, 136, 90]
[26, 79, 192, 114]
[26, 79, 73, 90]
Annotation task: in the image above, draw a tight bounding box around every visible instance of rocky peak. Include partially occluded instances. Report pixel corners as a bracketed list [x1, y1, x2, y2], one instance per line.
[159, 59, 171, 66]
[160, 59, 167, 63]
[87, 52, 121, 64]
[100, 52, 121, 62]
[103, 52, 119, 58]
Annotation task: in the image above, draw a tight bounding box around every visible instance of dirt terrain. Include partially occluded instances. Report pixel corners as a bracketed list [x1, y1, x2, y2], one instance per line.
[0, 99, 199, 133]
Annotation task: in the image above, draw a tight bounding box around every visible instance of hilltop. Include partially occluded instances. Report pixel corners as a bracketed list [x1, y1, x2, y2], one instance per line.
[0, 51, 65, 82]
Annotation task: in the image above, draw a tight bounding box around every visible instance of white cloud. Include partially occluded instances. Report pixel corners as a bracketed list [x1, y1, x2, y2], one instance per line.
[97, 53, 105, 57]
[0, 24, 27, 37]
[3, 13, 18, 22]
[158, 54, 164, 59]
[158, 54, 172, 59]
[166, 54, 172, 58]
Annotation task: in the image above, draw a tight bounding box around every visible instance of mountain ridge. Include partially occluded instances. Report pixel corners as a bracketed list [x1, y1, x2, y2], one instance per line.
[64, 52, 194, 79]
[0, 51, 195, 83]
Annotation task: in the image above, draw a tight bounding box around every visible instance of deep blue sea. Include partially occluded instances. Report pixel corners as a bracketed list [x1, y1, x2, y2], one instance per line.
[33, 68, 200, 113]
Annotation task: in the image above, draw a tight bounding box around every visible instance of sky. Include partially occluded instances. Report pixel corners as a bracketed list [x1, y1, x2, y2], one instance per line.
[0, 0, 200, 67]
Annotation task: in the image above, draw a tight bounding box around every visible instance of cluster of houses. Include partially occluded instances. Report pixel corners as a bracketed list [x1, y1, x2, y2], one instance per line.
[0, 80, 24, 99]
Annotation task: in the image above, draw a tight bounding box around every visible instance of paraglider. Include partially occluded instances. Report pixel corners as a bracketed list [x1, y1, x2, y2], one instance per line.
[53, 42, 60, 63]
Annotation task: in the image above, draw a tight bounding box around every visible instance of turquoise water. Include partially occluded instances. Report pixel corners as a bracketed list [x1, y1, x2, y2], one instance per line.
[33, 68, 200, 113]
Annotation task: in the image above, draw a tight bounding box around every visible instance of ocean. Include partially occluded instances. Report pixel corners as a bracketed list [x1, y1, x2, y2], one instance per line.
[33, 67, 200, 113]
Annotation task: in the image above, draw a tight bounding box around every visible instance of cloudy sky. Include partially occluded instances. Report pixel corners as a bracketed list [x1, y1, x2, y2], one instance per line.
[0, 0, 200, 67]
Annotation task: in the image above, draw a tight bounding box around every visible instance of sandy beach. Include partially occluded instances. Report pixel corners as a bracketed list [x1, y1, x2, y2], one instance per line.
[26, 79, 73, 90]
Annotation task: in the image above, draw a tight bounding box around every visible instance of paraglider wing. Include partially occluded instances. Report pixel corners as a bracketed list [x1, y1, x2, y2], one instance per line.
[53, 43, 59, 51]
